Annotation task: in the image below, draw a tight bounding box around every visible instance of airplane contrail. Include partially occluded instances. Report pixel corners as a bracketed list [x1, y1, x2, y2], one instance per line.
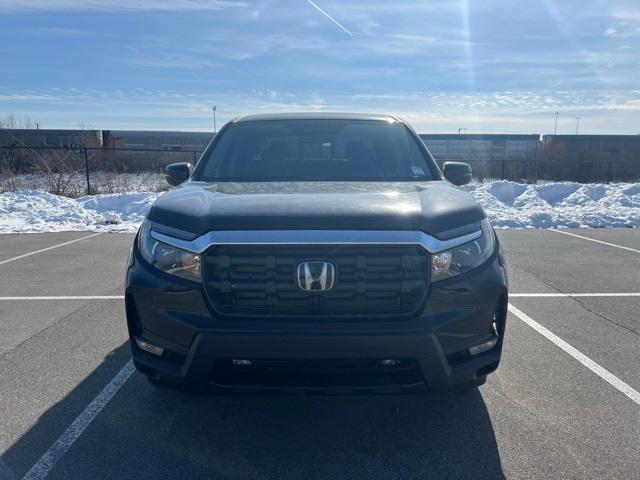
[307, 0, 353, 36]
[544, 80, 564, 91]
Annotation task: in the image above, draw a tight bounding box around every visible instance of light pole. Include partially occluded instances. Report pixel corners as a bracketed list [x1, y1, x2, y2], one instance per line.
[575, 117, 580, 135]
[211, 105, 217, 133]
[553, 112, 558, 135]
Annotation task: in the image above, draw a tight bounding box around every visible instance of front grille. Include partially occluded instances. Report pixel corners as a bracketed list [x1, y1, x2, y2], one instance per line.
[202, 244, 429, 317]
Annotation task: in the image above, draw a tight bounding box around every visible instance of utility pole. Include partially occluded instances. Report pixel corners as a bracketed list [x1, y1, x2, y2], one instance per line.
[575, 117, 580, 135]
[553, 112, 558, 135]
[211, 105, 217, 133]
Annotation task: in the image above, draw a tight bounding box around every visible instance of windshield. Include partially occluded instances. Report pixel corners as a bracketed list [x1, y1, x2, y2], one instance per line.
[195, 119, 439, 182]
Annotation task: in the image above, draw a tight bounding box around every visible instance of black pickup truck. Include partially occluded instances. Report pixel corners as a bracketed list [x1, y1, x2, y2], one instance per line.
[125, 113, 508, 394]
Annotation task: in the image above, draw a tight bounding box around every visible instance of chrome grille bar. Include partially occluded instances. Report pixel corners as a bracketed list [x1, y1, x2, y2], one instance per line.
[150, 228, 482, 254]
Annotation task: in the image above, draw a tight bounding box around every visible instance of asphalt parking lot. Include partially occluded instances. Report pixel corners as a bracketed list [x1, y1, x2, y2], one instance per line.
[0, 229, 639, 480]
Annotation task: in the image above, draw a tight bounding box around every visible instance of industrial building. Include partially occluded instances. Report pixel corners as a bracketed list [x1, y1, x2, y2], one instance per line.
[103, 130, 212, 151]
[0, 129, 212, 151]
[541, 134, 640, 162]
[0, 129, 103, 149]
[1, 128, 638, 181]
[419, 134, 541, 162]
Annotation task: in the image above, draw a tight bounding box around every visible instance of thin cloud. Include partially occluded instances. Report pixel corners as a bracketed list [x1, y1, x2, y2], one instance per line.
[31, 27, 102, 37]
[3, 87, 639, 132]
[0, 0, 247, 14]
[307, 0, 354, 36]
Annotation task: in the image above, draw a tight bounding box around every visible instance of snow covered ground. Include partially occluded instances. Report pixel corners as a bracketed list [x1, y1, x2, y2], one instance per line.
[0, 190, 162, 233]
[462, 181, 640, 228]
[0, 181, 638, 233]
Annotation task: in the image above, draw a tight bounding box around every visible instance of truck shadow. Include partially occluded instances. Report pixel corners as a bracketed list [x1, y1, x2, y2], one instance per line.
[3, 343, 505, 479]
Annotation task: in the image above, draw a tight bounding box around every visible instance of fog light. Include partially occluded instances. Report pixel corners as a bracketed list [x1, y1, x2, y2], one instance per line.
[468, 337, 498, 356]
[134, 337, 164, 356]
[232, 359, 252, 366]
[381, 359, 402, 366]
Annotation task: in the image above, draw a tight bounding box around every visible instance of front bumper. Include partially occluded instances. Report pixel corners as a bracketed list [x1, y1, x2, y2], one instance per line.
[125, 242, 508, 394]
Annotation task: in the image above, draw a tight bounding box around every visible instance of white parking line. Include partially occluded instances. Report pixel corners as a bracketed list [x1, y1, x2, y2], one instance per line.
[0, 233, 103, 266]
[510, 293, 640, 298]
[0, 296, 123, 300]
[21, 360, 135, 480]
[508, 303, 640, 405]
[15, 299, 640, 479]
[549, 229, 640, 254]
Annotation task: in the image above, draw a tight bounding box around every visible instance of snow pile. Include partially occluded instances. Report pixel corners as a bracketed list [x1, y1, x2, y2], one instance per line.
[0, 182, 638, 233]
[0, 190, 162, 233]
[463, 181, 640, 228]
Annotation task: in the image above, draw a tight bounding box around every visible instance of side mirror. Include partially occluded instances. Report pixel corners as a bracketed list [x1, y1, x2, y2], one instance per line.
[165, 162, 193, 186]
[443, 161, 472, 186]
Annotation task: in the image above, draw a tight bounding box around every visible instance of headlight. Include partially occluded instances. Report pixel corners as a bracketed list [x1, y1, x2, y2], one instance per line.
[431, 218, 496, 282]
[137, 220, 201, 282]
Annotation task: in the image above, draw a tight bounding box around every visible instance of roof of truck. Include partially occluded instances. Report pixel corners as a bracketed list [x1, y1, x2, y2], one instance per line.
[233, 112, 401, 123]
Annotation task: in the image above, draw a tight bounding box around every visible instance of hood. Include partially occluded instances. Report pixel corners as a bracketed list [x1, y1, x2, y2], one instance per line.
[148, 181, 484, 238]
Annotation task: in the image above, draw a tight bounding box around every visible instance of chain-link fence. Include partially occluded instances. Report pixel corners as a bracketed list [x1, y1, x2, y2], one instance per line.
[1, 145, 638, 198]
[0, 145, 201, 197]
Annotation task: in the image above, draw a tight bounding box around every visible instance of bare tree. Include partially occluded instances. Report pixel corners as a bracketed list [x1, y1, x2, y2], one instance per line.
[32, 150, 84, 196]
[0, 113, 38, 129]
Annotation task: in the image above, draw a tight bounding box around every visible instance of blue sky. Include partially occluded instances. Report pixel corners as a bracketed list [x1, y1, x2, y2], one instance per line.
[1, 0, 639, 133]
